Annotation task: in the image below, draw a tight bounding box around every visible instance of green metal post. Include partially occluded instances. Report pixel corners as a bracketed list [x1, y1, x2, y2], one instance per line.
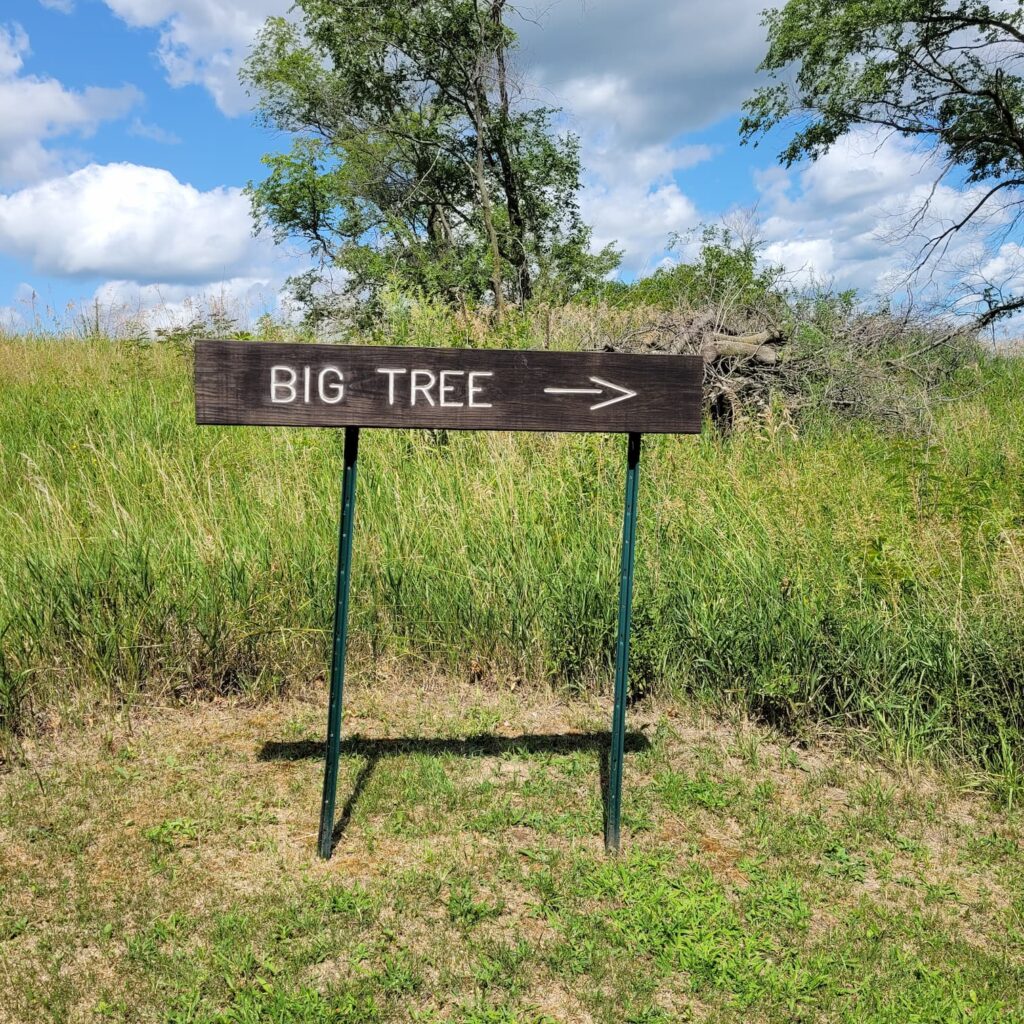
[318, 426, 360, 860]
[606, 431, 641, 854]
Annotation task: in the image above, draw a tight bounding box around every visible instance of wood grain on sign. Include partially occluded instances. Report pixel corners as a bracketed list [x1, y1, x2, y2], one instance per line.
[195, 340, 702, 435]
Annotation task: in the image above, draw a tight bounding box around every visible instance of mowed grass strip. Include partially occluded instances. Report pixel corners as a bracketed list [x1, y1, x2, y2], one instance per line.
[2, 338, 1024, 794]
[1, 681, 1021, 1023]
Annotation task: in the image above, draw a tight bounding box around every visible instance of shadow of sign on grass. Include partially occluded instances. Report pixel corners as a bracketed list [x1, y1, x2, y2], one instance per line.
[258, 731, 651, 853]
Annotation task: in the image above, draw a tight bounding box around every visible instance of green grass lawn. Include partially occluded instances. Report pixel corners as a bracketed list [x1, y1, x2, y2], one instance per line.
[2, 681, 1021, 1023]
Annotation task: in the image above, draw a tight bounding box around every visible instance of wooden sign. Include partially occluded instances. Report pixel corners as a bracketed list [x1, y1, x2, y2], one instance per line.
[195, 340, 702, 435]
[194, 336, 704, 861]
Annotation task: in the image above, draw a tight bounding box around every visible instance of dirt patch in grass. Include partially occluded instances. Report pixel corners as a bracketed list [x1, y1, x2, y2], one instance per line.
[2, 676, 1023, 1023]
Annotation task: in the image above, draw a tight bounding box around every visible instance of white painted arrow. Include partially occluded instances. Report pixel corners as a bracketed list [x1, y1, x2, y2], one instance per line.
[544, 376, 637, 410]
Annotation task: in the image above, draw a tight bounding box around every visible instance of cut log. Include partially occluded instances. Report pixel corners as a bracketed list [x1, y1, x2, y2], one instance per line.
[707, 329, 787, 347]
[701, 339, 780, 365]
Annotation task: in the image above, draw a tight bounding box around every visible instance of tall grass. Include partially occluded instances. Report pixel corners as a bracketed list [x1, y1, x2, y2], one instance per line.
[2, 334, 1023, 795]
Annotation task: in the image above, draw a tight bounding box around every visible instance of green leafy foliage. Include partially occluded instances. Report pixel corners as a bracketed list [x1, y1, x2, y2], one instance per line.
[741, 0, 1024, 326]
[595, 226, 786, 314]
[447, 877, 505, 927]
[242, 0, 620, 325]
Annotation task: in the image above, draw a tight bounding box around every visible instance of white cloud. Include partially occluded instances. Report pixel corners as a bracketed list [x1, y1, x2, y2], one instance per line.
[0, 23, 28, 77]
[2, 275, 292, 335]
[93, 275, 287, 330]
[128, 117, 181, 144]
[509, 0, 761, 272]
[0, 23, 141, 187]
[0, 162, 262, 282]
[581, 141, 711, 273]
[0, 283, 45, 332]
[755, 136, 934, 293]
[752, 131, 1024, 318]
[96, 275, 274, 308]
[101, 0, 282, 115]
[515, 0, 766, 144]
[584, 179, 700, 275]
[38, 0, 75, 13]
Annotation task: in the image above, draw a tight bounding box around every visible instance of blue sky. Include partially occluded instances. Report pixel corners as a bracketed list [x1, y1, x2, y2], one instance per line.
[0, 0, 275, 324]
[0, 0, 1004, 331]
[9, 0, 269, 185]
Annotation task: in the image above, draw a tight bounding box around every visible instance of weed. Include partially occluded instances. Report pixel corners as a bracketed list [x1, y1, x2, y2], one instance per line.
[144, 818, 200, 851]
[448, 878, 504, 928]
[823, 844, 868, 882]
[655, 769, 736, 811]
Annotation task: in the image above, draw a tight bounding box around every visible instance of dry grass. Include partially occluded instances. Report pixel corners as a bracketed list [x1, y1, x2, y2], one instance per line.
[2, 676, 1022, 1022]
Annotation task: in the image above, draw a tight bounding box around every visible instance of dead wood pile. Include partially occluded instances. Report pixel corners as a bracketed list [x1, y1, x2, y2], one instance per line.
[601, 310, 791, 429]
[598, 307, 976, 432]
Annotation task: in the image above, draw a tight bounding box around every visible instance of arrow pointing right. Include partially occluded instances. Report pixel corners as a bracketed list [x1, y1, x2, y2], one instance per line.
[588, 377, 637, 410]
[544, 376, 637, 410]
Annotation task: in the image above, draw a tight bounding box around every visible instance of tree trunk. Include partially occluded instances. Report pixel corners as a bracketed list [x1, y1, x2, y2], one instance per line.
[471, 92, 505, 320]
[491, 0, 532, 305]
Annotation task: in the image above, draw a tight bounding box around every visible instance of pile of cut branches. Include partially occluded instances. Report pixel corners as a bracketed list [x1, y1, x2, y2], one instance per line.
[601, 306, 977, 432]
[601, 308, 789, 429]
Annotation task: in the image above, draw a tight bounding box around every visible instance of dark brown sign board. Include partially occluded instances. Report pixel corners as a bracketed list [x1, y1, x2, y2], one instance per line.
[195, 339, 703, 435]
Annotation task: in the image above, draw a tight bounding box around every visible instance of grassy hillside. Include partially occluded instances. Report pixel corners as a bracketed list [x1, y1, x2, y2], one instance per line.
[1, 336, 1023, 793]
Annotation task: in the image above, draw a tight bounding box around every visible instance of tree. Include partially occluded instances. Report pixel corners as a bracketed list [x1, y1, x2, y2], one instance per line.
[740, 0, 1024, 327]
[242, 0, 619, 325]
